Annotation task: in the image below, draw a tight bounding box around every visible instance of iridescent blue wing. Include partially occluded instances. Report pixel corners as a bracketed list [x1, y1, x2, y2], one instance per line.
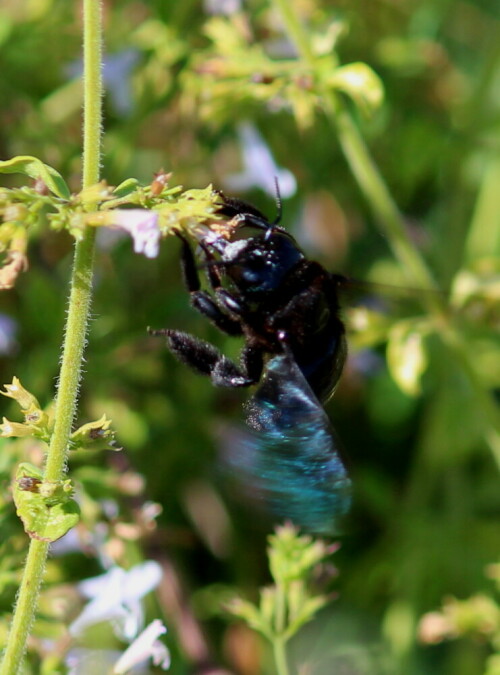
[221, 352, 351, 534]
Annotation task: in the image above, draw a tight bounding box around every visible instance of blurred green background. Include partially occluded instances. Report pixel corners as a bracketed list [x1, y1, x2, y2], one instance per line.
[0, 0, 499, 673]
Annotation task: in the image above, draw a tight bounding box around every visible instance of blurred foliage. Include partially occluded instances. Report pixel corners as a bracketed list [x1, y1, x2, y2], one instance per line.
[419, 561, 500, 675]
[0, 0, 499, 673]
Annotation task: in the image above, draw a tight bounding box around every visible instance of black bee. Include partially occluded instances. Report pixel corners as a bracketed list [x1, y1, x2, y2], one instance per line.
[151, 195, 352, 533]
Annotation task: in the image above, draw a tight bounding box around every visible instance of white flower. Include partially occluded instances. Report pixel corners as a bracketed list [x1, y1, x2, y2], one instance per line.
[225, 123, 297, 198]
[69, 561, 163, 640]
[108, 210, 161, 259]
[0, 314, 17, 356]
[113, 620, 170, 673]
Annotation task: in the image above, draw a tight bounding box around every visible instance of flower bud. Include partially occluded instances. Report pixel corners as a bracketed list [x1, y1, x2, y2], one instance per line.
[1, 376, 41, 412]
[71, 414, 121, 452]
[1, 417, 33, 437]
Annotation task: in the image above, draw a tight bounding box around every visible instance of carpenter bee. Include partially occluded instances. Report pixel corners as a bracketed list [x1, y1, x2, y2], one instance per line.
[150, 194, 352, 534]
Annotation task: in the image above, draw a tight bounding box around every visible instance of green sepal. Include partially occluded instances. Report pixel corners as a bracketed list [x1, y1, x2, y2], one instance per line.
[70, 414, 121, 451]
[0, 156, 70, 200]
[113, 178, 140, 197]
[1, 376, 41, 411]
[13, 463, 80, 542]
[0, 377, 52, 441]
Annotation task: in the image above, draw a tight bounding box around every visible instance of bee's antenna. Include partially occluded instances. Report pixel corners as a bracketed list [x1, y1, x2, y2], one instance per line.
[272, 176, 282, 226]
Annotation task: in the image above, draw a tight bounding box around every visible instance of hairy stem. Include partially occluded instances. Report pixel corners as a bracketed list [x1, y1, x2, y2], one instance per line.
[0, 541, 49, 675]
[82, 0, 103, 190]
[0, 1, 102, 672]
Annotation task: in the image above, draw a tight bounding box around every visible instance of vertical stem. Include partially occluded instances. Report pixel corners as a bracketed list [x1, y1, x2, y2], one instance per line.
[332, 108, 439, 293]
[0, 2, 102, 672]
[43, 226, 96, 481]
[272, 637, 290, 675]
[82, 0, 103, 190]
[0, 541, 49, 675]
[271, 584, 290, 675]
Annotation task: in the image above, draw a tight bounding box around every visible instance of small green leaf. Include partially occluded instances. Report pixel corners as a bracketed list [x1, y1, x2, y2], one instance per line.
[13, 463, 80, 542]
[0, 156, 70, 200]
[113, 178, 140, 197]
[311, 20, 345, 56]
[328, 62, 384, 116]
[387, 320, 429, 396]
[226, 597, 273, 638]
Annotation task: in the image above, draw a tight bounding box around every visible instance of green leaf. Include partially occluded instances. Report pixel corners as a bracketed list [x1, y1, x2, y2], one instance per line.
[13, 463, 80, 542]
[226, 597, 273, 638]
[465, 153, 500, 262]
[328, 62, 384, 116]
[0, 156, 70, 200]
[387, 320, 429, 396]
[113, 178, 140, 198]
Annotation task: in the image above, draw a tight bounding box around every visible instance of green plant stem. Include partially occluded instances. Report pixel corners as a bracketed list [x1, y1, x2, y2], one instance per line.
[0, 2, 102, 672]
[44, 229, 96, 480]
[272, 582, 288, 675]
[0, 541, 49, 675]
[272, 637, 290, 675]
[272, 0, 500, 451]
[82, 0, 103, 190]
[272, 583, 290, 675]
[332, 108, 439, 294]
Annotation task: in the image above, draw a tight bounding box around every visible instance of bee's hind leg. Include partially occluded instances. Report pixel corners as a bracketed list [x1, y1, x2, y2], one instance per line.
[149, 328, 256, 388]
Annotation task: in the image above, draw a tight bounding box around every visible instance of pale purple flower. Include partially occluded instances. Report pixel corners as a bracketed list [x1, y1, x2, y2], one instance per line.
[70, 561, 163, 640]
[225, 123, 297, 198]
[0, 314, 17, 356]
[109, 210, 161, 259]
[204, 0, 241, 14]
[113, 620, 170, 673]
[67, 49, 139, 116]
[103, 50, 140, 116]
[50, 527, 83, 556]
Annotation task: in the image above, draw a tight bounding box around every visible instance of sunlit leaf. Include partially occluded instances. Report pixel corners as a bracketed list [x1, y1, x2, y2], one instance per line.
[0, 156, 70, 200]
[328, 62, 384, 115]
[113, 177, 140, 198]
[387, 320, 429, 396]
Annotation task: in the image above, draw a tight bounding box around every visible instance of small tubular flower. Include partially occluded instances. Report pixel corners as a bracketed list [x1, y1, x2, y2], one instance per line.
[113, 620, 170, 673]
